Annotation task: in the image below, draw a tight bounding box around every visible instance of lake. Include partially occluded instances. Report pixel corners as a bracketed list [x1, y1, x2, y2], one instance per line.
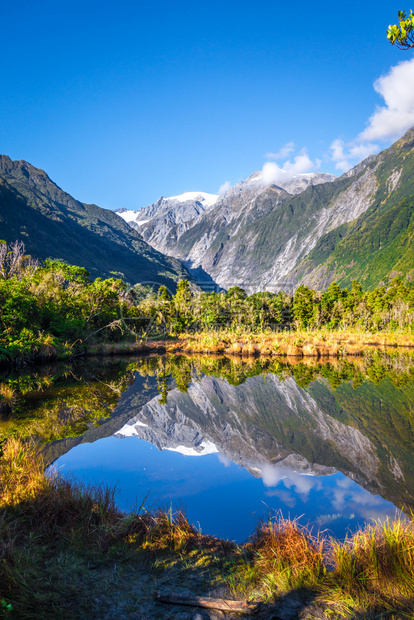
[2, 353, 413, 543]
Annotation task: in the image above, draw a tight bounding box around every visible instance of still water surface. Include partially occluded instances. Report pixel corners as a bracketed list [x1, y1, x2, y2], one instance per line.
[2, 354, 413, 542]
[56, 435, 399, 543]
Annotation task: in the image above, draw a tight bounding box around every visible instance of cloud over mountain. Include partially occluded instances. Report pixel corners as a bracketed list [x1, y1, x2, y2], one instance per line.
[359, 57, 414, 142]
[261, 148, 321, 185]
[330, 57, 414, 171]
[265, 142, 296, 160]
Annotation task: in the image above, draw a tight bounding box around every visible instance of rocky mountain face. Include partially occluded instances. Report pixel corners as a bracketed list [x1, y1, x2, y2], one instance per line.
[122, 172, 337, 289]
[0, 156, 191, 289]
[114, 371, 414, 512]
[120, 129, 414, 291]
[115, 374, 356, 479]
[116, 191, 219, 245]
[151, 168, 366, 291]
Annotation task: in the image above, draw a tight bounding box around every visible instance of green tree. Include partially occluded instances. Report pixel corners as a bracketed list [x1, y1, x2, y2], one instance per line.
[157, 285, 170, 301]
[226, 286, 247, 300]
[172, 279, 194, 331]
[293, 285, 315, 329]
[174, 279, 192, 305]
[387, 10, 414, 48]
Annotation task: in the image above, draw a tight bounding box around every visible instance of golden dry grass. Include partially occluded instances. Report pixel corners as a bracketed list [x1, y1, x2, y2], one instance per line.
[163, 329, 414, 359]
[327, 517, 414, 612]
[0, 438, 47, 507]
[0, 384, 15, 405]
[141, 508, 198, 551]
[247, 515, 325, 593]
[0, 385, 16, 417]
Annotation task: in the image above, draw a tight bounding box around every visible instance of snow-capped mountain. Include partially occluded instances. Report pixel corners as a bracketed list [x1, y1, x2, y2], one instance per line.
[116, 191, 219, 234]
[167, 191, 219, 207]
[116, 172, 337, 278]
[120, 130, 414, 291]
[123, 170, 339, 289]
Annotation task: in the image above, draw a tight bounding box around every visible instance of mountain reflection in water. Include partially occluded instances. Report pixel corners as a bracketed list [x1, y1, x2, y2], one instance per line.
[47, 353, 414, 542]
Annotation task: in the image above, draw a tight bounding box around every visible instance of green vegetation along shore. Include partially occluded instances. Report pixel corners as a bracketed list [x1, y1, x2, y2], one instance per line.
[1, 242, 414, 366]
[1, 437, 413, 619]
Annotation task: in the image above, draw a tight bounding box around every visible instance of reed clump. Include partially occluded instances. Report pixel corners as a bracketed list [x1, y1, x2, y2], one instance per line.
[327, 517, 414, 613]
[142, 508, 198, 551]
[0, 384, 15, 416]
[247, 516, 325, 593]
[0, 438, 47, 507]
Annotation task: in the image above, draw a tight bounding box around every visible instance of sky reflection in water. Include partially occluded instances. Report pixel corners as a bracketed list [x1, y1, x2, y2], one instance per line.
[55, 435, 400, 543]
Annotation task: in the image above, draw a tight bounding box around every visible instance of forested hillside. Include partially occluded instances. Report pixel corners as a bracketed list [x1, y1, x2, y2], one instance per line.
[0, 156, 190, 288]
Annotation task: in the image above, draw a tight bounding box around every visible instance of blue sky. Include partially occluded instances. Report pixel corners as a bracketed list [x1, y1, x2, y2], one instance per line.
[1, 1, 413, 210]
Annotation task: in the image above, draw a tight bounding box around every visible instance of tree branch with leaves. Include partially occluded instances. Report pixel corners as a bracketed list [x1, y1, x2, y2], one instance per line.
[387, 10, 414, 49]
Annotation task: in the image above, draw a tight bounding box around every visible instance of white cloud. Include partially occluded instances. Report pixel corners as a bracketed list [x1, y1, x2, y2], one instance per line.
[260, 463, 286, 486]
[330, 139, 379, 172]
[218, 180, 232, 194]
[259, 463, 321, 500]
[330, 139, 349, 171]
[330, 57, 414, 172]
[359, 57, 414, 142]
[265, 142, 295, 160]
[217, 453, 231, 467]
[261, 162, 287, 185]
[260, 149, 320, 184]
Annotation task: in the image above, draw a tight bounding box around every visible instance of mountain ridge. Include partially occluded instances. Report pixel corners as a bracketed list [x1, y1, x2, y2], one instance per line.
[117, 173, 336, 273]
[296, 127, 414, 289]
[117, 130, 414, 292]
[3, 127, 414, 294]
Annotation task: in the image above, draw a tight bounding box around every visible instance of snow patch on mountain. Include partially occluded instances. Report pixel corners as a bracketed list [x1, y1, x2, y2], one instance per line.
[162, 439, 219, 457]
[117, 210, 149, 225]
[115, 191, 219, 226]
[167, 191, 219, 207]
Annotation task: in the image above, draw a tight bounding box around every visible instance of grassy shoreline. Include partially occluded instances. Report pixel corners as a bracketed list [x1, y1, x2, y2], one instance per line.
[1, 438, 414, 619]
[3, 329, 414, 368]
[84, 329, 414, 359]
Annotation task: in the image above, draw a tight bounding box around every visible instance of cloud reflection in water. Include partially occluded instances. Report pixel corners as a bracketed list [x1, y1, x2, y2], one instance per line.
[252, 461, 401, 529]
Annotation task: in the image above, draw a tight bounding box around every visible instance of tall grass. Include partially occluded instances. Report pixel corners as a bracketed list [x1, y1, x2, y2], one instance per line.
[0, 438, 47, 507]
[0, 385, 15, 416]
[247, 515, 326, 594]
[0, 439, 227, 617]
[328, 517, 414, 613]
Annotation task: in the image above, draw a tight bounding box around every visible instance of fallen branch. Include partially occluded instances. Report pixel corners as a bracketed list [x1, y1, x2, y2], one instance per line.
[154, 592, 257, 613]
